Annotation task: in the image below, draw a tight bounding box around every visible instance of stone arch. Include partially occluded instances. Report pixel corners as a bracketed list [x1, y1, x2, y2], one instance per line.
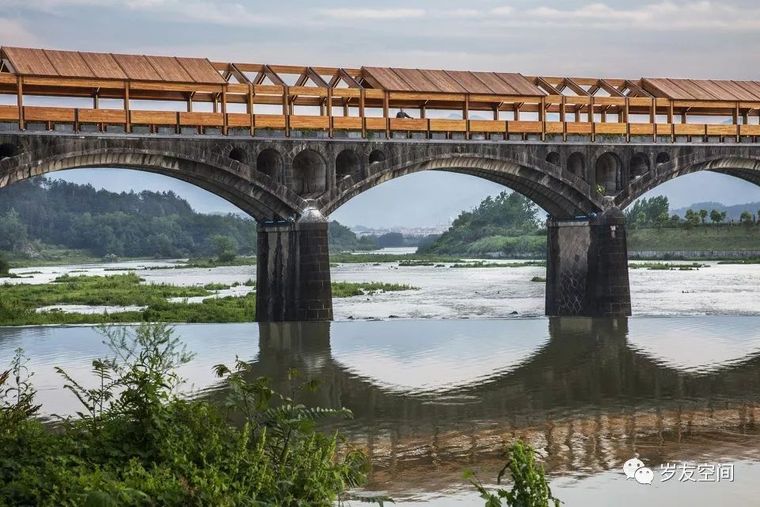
[292, 149, 327, 197]
[546, 152, 560, 166]
[630, 152, 649, 180]
[616, 153, 760, 210]
[656, 152, 670, 166]
[595, 152, 622, 195]
[228, 147, 247, 164]
[0, 146, 303, 222]
[336, 149, 361, 181]
[567, 152, 585, 177]
[369, 149, 386, 165]
[257, 148, 283, 181]
[321, 152, 604, 219]
[0, 143, 19, 160]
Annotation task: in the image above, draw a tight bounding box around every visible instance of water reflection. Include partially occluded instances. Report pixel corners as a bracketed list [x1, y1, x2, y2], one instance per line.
[228, 318, 760, 499]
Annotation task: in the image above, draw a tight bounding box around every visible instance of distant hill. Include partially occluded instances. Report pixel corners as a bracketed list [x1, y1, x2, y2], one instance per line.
[672, 201, 760, 221]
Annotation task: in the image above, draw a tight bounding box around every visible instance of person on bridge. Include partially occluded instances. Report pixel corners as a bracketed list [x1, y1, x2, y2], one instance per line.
[396, 109, 413, 119]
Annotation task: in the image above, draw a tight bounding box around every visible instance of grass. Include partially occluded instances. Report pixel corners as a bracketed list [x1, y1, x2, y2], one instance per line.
[331, 282, 417, 297]
[450, 260, 546, 268]
[629, 262, 707, 270]
[0, 275, 417, 325]
[331, 253, 463, 264]
[629, 225, 760, 253]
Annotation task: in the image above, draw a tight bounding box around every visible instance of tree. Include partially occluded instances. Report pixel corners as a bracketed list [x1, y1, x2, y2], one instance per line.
[0, 255, 9, 275]
[211, 235, 238, 262]
[698, 209, 708, 224]
[625, 196, 669, 228]
[740, 211, 753, 226]
[377, 232, 405, 248]
[0, 209, 28, 253]
[684, 209, 701, 228]
[710, 209, 725, 224]
[670, 214, 682, 226]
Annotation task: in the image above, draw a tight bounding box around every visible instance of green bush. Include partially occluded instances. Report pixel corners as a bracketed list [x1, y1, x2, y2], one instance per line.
[0, 324, 368, 506]
[468, 440, 561, 507]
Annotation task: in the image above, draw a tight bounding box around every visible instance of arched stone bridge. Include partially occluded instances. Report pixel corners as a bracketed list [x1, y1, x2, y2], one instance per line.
[2, 131, 760, 320]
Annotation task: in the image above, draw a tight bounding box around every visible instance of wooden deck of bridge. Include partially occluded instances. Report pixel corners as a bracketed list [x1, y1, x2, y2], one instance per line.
[2, 46, 760, 142]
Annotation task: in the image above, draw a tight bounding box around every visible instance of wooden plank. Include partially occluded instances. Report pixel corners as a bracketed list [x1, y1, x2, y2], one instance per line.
[545, 121, 564, 134]
[289, 86, 327, 97]
[364, 117, 386, 131]
[629, 123, 655, 135]
[508, 120, 543, 134]
[112, 54, 162, 81]
[740, 124, 760, 136]
[593, 96, 626, 107]
[253, 84, 285, 95]
[565, 122, 593, 134]
[706, 124, 737, 136]
[130, 110, 177, 125]
[656, 123, 673, 135]
[496, 73, 544, 96]
[361, 67, 412, 91]
[3, 47, 58, 76]
[145, 55, 194, 82]
[594, 123, 627, 135]
[392, 68, 442, 93]
[332, 117, 362, 129]
[254, 114, 286, 129]
[290, 115, 329, 129]
[417, 69, 468, 93]
[0, 105, 20, 121]
[390, 118, 428, 131]
[226, 113, 251, 127]
[444, 70, 493, 94]
[429, 119, 467, 132]
[77, 109, 127, 124]
[78, 51, 127, 80]
[674, 123, 705, 136]
[23, 106, 75, 122]
[332, 88, 361, 99]
[179, 111, 223, 126]
[469, 119, 506, 133]
[174, 57, 227, 84]
[389, 91, 465, 102]
[43, 49, 94, 78]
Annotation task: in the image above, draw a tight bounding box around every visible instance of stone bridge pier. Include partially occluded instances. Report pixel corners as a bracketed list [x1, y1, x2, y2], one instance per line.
[545, 208, 631, 317]
[255, 209, 333, 322]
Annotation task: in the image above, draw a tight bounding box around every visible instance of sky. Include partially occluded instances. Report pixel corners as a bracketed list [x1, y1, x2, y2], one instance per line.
[4, 0, 760, 226]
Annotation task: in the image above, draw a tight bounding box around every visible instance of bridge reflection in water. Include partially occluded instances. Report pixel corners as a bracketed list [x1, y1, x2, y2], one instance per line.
[209, 318, 760, 497]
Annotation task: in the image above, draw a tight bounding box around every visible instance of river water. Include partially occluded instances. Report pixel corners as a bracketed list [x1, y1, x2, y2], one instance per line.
[3, 256, 760, 505]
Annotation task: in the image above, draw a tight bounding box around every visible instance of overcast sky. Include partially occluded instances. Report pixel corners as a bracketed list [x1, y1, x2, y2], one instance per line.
[4, 0, 760, 226]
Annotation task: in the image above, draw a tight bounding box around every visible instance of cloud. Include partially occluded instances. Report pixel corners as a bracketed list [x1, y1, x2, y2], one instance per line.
[0, 18, 43, 46]
[320, 8, 426, 20]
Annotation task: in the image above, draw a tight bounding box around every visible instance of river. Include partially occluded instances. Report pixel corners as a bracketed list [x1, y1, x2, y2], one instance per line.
[2, 255, 760, 505]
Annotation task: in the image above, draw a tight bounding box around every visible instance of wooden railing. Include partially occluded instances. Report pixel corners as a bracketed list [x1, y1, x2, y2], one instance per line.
[3, 83, 760, 142]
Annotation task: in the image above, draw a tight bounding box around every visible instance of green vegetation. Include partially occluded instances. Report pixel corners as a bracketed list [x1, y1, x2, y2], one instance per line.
[451, 261, 546, 269]
[331, 282, 417, 297]
[0, 255, 9, 277]
[0, 178, 257, 260]
[0, 324, 368, 505]
[629, 262, 707, 270]
[468, 440, 560, 507]
[0, 274, 417, 325]
[628, 226, 760, 253]
[419, 192, 545, 257]
[331, 252, 463, 264]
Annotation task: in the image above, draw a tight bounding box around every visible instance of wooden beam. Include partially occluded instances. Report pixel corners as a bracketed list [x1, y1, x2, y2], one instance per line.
[124, 82, 131, 133]
[17, 76, 24, 130]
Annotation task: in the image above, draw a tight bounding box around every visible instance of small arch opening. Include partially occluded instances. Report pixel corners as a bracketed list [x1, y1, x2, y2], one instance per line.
[0, 143, 19, 160]
[567, 152, 585, 176]
[630, 152, 649, 180]
[292, 149, 327, 197]
[546, 152, 560, 166]
[369, 150, 386, 165]
[595, 152, 622, 195]
[256, 149, 283, 180]
[336, 149, 361, 181]
[656, 152, 671, 166]
[229, 147, 247, 164]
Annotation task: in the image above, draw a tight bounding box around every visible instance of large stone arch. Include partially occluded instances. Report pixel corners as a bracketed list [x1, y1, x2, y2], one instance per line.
[0, 139, 305, 222]
[319, 151, 604, 219]
[616, 152, 760, 210]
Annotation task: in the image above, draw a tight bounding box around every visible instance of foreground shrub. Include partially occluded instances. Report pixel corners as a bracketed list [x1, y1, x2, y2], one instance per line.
[468, 440, 561, 507]
[0, 323, 368, 506]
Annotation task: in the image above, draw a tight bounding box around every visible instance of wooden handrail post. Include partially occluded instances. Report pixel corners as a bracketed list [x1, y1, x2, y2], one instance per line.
[124, 82, 131, 133]
[16, 76, 24, 131]
[359, 88, 366, 138]
[221, 90, 228, 135]
[327, 87, 333, 138]
[383, 91, 389, 139]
